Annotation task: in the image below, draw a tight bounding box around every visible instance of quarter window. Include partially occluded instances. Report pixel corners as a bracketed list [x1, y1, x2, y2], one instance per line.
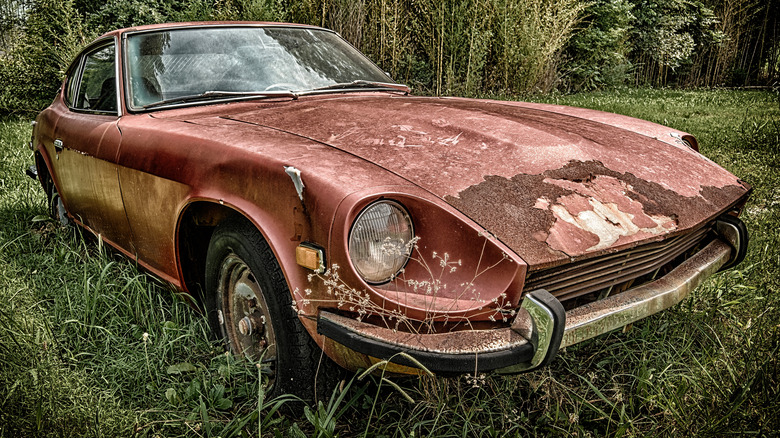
[64, 68, 80, 107]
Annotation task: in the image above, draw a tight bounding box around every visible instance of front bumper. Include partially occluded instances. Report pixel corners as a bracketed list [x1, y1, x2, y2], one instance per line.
[318, 227, 740, 374]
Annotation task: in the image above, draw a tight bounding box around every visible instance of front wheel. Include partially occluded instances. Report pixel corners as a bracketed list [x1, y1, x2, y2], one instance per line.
[203, 217, 337, 401]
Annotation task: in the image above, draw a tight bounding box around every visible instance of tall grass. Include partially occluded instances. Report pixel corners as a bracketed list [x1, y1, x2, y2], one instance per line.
[0, 121, 287, 435]
[1, 89, 779, 436]
[378, 0, 586, 94]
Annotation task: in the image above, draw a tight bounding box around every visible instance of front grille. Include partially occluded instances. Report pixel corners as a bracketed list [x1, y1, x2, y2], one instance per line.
[524, 225, 713, 304]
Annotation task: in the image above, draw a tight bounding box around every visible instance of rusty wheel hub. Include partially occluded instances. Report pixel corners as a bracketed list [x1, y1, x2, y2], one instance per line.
[218, 254, 277, 370]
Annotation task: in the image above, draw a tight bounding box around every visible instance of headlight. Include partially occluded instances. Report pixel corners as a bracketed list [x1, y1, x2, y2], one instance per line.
[348, 200, 414, 284]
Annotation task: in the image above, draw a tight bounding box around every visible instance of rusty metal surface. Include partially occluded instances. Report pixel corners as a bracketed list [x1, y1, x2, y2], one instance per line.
[319, 310, 529, 355]
[448, 161, 747, 269]
[526, 225, 711, 301]
[560, 238, 732, 348]
[485, 99, 701, 152]
[317, 238, 731, 372]
[217, 97, 736, 196]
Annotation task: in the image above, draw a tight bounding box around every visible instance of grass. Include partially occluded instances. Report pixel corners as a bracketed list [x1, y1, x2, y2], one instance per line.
[1, 88, 779, 437]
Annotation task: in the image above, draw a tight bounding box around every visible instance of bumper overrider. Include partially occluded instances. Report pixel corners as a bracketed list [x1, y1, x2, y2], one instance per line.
[317, 215, 748, 374]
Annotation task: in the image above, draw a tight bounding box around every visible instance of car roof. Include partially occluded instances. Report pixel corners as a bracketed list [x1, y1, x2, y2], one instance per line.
[98, 21, 328, 39]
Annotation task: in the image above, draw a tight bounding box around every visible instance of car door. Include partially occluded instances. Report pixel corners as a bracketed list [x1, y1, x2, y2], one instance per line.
[49, 40, 135, 253]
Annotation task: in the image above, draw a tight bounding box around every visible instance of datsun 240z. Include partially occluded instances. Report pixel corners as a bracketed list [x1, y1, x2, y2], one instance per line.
[28, 22, 750, 400]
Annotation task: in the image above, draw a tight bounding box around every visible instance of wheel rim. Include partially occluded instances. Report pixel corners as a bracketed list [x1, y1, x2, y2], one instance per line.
[217, 254, 277, 374]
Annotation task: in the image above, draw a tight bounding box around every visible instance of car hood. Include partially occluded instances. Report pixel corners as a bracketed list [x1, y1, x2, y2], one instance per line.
[183, 94, 750, 268]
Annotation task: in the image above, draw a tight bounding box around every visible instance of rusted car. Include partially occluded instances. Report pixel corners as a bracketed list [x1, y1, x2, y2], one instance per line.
[28, 22, 750, 400]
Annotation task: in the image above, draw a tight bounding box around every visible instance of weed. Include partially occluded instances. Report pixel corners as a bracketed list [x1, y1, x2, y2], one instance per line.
[294, 234, 515, 335]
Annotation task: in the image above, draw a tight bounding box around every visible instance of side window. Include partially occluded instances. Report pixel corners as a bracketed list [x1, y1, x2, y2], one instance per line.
[73, 44, 117, 113]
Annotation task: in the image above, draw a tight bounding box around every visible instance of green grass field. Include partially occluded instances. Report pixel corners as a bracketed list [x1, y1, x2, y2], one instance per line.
[1, 89, 778, 437]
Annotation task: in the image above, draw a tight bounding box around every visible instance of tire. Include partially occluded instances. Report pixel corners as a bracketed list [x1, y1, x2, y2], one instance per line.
[203, 216, 338, 402]
[42, 169, 69, 226]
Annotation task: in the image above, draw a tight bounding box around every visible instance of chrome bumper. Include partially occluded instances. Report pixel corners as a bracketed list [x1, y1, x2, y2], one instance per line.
[317, 236, 736, 374]
[558, 238, 731, 349]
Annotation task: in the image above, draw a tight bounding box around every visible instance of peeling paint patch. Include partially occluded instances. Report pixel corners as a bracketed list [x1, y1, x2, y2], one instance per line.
[537, 176, 678, 252]
[215, 95, 744, 198]
[389, 135, 420, 148]
[534, 197, 551, 210]
[392, 124, 428, 135]
[546, 194, 676, 252]
[385, 124, 464, 149]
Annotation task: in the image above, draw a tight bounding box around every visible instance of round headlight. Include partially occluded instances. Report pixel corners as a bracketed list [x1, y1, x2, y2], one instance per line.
[348, 201, 414, 284]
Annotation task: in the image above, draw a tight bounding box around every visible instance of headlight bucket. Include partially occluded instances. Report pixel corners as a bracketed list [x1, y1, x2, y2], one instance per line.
[348, 200, 414, 284]
[331, 189, 525, 322]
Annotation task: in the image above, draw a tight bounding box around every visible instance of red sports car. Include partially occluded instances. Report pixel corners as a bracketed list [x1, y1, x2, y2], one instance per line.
[29, 22, 750, 400]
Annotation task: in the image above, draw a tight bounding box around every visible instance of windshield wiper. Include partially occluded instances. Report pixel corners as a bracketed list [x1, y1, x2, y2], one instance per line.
[142, 90, 298, 109]
[303, 80, 410, 94]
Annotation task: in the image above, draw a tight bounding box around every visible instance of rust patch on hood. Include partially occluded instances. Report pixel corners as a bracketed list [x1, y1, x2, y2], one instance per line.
[159, 96, 749, 268]
[446, 160, 749, 269]
[543, 175, 677, 253]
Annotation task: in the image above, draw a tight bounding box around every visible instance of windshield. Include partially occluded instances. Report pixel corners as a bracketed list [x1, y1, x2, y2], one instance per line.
[125, 26, 398, 109]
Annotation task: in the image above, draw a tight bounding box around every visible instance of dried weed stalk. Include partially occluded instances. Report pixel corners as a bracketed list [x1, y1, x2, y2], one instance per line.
[292, 233, 516, 334]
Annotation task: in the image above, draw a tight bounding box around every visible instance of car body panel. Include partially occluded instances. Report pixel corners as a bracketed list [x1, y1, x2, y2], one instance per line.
[47, 107, 136, 250]
[109, 105, 416, 288]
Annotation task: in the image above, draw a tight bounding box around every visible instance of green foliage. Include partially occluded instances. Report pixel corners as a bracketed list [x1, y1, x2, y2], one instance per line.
[0, 0, 591, 115]
[565, 0, 779, 88]
[193, 0, 286, 22]
[86, 0, 173, 32]
[629, 0, 725, 85]
[377, 0, 587, 95]
[565, 0, 635, 90]
[0, 0, 92, 115]
[0, 0, 778, 111]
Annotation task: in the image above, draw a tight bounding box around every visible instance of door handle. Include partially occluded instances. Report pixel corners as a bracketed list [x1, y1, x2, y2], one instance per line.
[54, 139, 63, 152]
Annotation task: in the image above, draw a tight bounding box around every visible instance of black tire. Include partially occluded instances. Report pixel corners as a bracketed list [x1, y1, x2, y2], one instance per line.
[204, 216, 338, 402]
[42, 168, 69, 226]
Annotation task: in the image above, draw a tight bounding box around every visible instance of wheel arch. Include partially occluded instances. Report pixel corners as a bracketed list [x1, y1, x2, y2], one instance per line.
[34, 149, 57, 196]
[175, 199, 300, 304]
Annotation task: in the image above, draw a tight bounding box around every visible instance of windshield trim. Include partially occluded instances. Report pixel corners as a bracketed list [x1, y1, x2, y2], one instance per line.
[121, 24, 405, 113]
[297, 81, 410, 96]
[141, 90, 299, 110]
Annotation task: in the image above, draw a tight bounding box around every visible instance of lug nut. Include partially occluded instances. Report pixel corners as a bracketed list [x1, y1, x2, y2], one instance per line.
[238, 317, 252, 335]
[237, 313, 265, 336]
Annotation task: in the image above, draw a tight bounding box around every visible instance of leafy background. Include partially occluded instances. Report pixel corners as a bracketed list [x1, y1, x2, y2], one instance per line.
[1, 0, 779, 115]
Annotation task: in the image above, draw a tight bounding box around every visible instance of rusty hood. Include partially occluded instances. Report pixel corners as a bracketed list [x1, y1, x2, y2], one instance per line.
[195, 94, 749, 268]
